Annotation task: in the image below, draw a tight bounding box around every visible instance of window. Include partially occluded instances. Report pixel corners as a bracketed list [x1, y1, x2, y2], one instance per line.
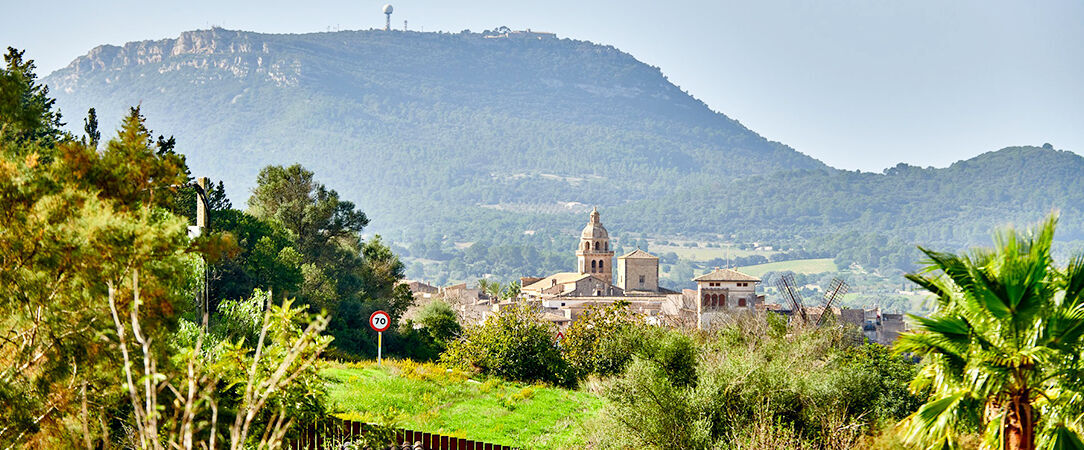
[604, 242, 609, 251]
[598, 260, 604, 271]
[594, 241, 599, 251]
[703, 293, 710, 306]
[639, 275, 645, 284]
[710, 293, 718, 307]
[738, 298, 747, 307]
[583, 242, 590, 251]
[591, 260, 597, 272]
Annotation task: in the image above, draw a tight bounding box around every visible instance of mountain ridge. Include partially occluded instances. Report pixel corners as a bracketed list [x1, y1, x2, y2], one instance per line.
[39, 28, 1084, 280]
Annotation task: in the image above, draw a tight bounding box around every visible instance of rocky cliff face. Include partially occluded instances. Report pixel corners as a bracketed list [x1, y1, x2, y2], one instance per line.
[41, 28, 830, 244]
[51, 28, 299, 93]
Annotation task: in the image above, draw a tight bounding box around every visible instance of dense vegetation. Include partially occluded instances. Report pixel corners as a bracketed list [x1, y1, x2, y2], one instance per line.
[8, 23, 1084, 448]
[42, 28, 1084, 289]
[896, 214, 1084, 449]
[0, 47, 409, 447]
[432, 302, 921, 448]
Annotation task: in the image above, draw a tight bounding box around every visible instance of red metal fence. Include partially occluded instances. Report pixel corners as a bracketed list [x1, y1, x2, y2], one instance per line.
[288, 418, 516, 450]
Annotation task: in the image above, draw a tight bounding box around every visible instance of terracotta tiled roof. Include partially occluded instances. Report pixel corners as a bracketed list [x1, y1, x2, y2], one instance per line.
[693, 268, 761, 282]
[522, 272, 594, 291]
[618, 249, 658, 259]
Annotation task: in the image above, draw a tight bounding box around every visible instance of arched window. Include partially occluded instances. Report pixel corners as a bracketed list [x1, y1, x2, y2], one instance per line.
[604, 242, 609, 251]
[594, 241, 600, 251]
[591, 260, 597, 272]
[710, 293, 718, 307]
[738, 297, 747, 307]
[598, 260, 604, 271]
[703, 293, 710, 306]
[583, 242, 590, 251]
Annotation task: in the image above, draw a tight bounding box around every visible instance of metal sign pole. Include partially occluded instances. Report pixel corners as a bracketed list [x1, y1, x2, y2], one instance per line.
[370, 310, 390, 367]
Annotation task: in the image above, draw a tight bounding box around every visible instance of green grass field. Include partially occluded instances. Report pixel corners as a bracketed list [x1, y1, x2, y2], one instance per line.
[322, 360, 602, 449]
[736, 258, 838, 277]
[649, 243, 777, 261]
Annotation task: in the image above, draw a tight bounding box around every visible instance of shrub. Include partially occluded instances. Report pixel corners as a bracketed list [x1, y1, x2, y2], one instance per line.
[390, 300, 462, 361]
[596, 315, 920, 448]
[440, 303, 573, 386]
[628, 326, 699, 388]
[416, 300, 462, 346]
[561, 301, 640, 379]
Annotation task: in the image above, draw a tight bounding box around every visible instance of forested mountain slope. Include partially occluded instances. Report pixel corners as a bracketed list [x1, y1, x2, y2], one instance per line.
[611, 145, 1084, 271]
[41, 28, 1084, 279]
[43, 28, 820, 223]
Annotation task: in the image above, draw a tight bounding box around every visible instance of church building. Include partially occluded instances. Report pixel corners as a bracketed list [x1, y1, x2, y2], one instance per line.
[517, 208, 760, 329]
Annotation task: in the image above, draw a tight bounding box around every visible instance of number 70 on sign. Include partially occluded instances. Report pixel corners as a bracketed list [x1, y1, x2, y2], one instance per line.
[370, 310, 391, 366]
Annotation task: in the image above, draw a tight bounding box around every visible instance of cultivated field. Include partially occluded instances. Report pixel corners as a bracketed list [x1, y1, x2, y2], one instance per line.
[736, 258, 839, 277]
[649, 242, 778, 261]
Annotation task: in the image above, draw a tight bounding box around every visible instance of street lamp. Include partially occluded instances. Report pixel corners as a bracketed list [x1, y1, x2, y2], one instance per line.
[173, 177, 213, 327]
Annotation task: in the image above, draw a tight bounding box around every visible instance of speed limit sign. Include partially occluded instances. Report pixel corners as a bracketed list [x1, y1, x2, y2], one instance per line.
[370, 310, 391, 366]
[369, 310, 391, 332]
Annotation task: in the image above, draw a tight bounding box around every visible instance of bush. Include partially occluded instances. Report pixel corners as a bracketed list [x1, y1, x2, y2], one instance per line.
[630, 327, 699, 388]
[561, 301, 640, 379]
[389, 300, 462, 361]
[596, 315, 920, 448]
[416, 300, 462, 346]
[440, 303, 573, 386]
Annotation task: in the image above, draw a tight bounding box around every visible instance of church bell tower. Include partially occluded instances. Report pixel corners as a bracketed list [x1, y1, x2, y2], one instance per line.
[576, 207, 615, 284]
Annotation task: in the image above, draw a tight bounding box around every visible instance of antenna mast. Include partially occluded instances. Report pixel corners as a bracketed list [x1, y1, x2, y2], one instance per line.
[382, 4, 394, 31]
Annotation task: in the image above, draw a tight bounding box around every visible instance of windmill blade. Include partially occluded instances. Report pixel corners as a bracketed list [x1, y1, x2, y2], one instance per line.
[775, 274, 808, 324]
[815, 278, 849, 327]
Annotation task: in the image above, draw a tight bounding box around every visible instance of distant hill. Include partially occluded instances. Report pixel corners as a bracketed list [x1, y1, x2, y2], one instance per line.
[41, 28, 1084, 280]
[43, 28, 820, 217]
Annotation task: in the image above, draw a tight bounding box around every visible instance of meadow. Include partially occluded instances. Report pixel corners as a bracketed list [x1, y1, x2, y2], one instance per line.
[323, 360, 603, 449]
[736, 258, 838, 277]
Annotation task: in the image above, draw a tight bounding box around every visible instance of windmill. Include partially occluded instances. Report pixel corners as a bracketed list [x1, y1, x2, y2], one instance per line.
[775, 274, 808, 325]
[775, 274, 849, 328]
[814, 278, 849, 327]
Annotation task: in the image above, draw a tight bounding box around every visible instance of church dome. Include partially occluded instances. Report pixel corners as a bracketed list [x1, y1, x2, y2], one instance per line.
[580, 207, 609, 239]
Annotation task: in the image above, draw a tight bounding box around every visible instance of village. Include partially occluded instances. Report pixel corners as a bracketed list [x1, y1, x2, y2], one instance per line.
[403, 208, 908, 345]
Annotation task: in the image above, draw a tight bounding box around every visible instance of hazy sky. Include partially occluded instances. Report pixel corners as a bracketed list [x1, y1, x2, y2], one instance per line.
[4, 1, 1082, 171]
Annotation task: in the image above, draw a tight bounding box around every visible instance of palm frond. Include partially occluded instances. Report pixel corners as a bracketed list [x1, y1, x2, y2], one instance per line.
[900, 391, 975, 449]
[1061, 254, 1084, 310]
[1038, 423, 1084, 450]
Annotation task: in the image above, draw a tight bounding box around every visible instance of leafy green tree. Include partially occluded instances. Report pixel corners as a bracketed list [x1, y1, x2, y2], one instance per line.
[209, 209, 303, 304]
[895, 214, 1084, 449]
[0, 94, 196, 445]
[441, 303, 572, 386]
[247, 164, 368, 265]
[391, 300, 462, 361]
[0, 47, 63, 146]
[82, 107, 100, 147]
[416, 300, 462, 347]
[562, 300, 639, 378]
[247, 164, 411, 357]
[0, 49, 334, 447]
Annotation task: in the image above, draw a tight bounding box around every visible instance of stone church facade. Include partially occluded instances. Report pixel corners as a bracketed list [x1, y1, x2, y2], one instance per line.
[519, 209, 761, 329]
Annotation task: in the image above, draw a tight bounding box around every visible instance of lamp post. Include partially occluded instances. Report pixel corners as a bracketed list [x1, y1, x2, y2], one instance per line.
[174, 177, 213, 327]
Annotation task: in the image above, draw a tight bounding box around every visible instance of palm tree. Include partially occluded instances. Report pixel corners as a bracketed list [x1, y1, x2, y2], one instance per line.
[504, 281, 521, 301]
[896, 214, 1084, 450]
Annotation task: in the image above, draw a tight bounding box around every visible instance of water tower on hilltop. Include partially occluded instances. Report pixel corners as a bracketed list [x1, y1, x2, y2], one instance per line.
[382, 4, 393, 31]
